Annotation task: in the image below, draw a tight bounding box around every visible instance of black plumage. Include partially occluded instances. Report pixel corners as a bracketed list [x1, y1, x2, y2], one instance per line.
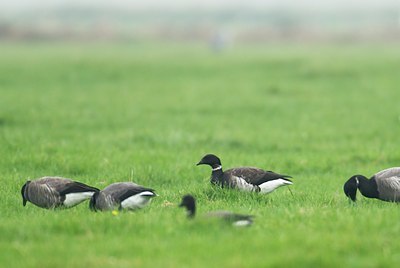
[197, 154, 293, 194]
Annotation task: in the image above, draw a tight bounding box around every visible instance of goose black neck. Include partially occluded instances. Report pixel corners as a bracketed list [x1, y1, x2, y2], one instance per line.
[357, 176, 379, 199]
[89, 192, 98, 211]
[211, 165, 223, 177]
[185, 201, 196, 218]
[187, 206, 196, 218]
[21, 183, 28, 206]
[180, 195, 196, 218]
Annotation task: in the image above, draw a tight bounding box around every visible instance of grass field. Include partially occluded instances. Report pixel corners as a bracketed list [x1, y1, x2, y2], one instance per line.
[1, 42, 400, 267]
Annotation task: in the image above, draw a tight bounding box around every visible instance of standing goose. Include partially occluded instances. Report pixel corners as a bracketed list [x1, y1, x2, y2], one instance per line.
[179, 194, 253, 226]
[21, 177, 99, 209]
[197, 154, 293, 194]
[343, 167, 400, 202]
[89, 182, 156, 211]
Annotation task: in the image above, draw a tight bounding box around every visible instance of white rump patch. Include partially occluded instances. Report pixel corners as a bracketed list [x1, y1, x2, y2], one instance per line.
[120, 191, 155, 210]
[233, 220, 252, 227]
[258, 179, 293, 194]
[63, 192, 95, 207]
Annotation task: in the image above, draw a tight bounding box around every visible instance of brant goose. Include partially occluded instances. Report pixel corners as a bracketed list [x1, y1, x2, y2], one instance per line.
[179, 194, 253, 226]
[344, 167, 400, 202]
[89, 182, 156, 211]
[197, 154, 293, 194]
[21, 177, 99, 209]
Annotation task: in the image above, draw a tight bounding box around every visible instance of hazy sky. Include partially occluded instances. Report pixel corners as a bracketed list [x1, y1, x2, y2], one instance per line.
[1, 0, 399, 11]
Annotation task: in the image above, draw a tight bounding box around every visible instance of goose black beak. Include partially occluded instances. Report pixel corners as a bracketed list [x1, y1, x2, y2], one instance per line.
[196, 161, 204, 166]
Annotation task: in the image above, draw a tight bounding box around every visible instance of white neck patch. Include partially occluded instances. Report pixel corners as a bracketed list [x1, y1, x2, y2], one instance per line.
[355, 177, 359, 186]
[212, 166, 222, 171]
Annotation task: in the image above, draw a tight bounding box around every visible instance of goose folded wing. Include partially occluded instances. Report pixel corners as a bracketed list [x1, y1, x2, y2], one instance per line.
[58, 181, 99, 195]
[376, 176, 400, 201]
[374, 167, 400, 179]
[225, 167, 292, 186]
[115, 187, 155, 203]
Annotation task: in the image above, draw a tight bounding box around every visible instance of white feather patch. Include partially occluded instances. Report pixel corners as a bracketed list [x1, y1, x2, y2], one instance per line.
[233, 220, 252, 227]
[120, 191, 155, 209]
[258, 179, 293, 194]
[63, 192, 95, 207]
[232, 176, 258, 192]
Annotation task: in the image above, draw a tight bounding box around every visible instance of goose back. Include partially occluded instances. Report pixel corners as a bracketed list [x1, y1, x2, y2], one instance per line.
[225, 167, 292, 185]
[372, 168, 400, 202]
[91, 182, 156, 211]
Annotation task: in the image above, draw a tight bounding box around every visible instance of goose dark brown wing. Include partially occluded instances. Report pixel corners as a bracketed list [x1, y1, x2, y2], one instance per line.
[35, 177, 98, 195]
[102, 182, 155, 203]
[58, 181, 99, 196]
[225, 167, 292, 186]
[116, 186, 155, 203]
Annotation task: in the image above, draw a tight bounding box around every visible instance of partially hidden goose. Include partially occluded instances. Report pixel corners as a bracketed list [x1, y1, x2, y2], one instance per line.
[21, 177, 99, 209]
[179, 194, 253, 226]
[343, 167, 400, 202]
[197, 154, 293, 194]
[89, 182, 156, 211]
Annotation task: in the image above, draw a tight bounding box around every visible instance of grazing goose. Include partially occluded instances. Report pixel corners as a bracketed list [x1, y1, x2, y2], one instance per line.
[197, 154, 293, 194]
[21, 177, 99, 209]
[89, 182, 156, 211]
[179, 194, 253, 226]
[343, 167, 400, 202]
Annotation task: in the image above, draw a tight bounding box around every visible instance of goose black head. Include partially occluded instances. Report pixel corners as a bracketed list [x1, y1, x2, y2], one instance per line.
[89, 192, 99, 212]
[343, 175, 361, 202]
[21, 181, 30, 206]
[179, 194, 196, 218]
[197, 154, 222, 169]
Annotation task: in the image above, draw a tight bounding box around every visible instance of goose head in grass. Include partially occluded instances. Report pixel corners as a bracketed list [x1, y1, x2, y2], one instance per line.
[343, 168, 400, 203]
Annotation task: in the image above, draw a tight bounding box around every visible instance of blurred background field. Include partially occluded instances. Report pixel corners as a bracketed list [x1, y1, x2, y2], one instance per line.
[1, 1, 400, 267]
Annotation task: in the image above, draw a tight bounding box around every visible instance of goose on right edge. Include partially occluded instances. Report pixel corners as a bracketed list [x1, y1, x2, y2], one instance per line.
[197, 154, 293, 194]
[343, 167, 400, 202]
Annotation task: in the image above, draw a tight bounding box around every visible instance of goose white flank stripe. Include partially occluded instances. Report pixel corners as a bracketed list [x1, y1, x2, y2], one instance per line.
[258, 179, 293, 194]
[231, 176, 258, 192]
[64, 192, 97, 207]
[120, 191, 156, 209]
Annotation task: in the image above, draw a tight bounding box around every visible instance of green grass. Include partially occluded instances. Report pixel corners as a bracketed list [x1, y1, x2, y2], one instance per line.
[1, 42, 400, 267]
